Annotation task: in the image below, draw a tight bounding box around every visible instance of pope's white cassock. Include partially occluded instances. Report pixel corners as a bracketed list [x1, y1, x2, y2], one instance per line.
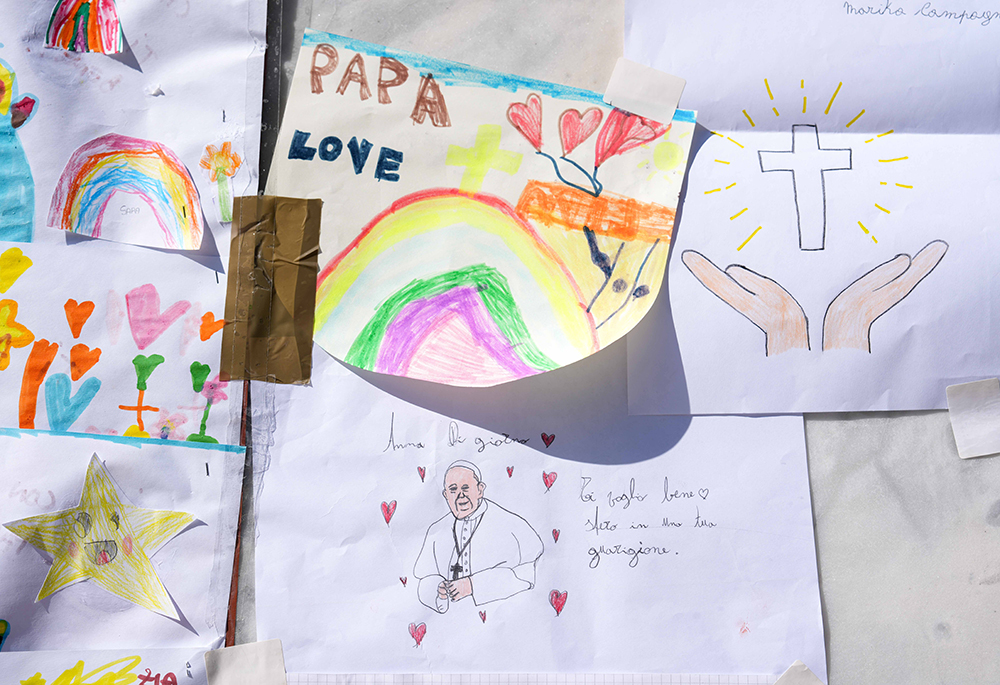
[414, 498, 544, 613]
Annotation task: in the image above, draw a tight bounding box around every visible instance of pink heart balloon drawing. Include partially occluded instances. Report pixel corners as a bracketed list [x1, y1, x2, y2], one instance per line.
[507, 466, 514, 478]
[552, 529, 560, 543]
[549, 590, 568, 616]
[479, 611, 487, 623]
[409, 622, 427, 647]
[558, 107, 603, 157]
[507, 93, 543, 151]
[125, 284, 191, 350]
[417, 466, 426, 482]
[542, 471, 558, 492]
[381, 500, 397, 525]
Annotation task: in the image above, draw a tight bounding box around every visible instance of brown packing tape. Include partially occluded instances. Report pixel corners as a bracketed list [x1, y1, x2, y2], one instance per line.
[221, 195, 322, 384]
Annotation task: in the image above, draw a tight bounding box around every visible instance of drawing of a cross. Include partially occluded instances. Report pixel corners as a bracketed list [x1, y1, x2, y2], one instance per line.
[758, 124, 852, 251]
[118, 390, 159, 433]
[446, 124, 522, 194]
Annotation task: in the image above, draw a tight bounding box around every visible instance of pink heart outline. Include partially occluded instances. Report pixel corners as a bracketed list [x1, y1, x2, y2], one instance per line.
[506, 466, 514, 478]
[542, 471, 558, 491]
[381, 500, 397, 525]
[507, 93, 543, 151]
[125, 284, 191, 350]
[558, 108, 603, 157]
[408, 622, 427, 646]
[552, 529, 560, 543]
[417, 466, 426, 482]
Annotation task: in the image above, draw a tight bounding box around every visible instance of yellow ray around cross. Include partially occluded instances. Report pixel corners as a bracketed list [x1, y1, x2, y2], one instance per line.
[3, 455, 195, 619]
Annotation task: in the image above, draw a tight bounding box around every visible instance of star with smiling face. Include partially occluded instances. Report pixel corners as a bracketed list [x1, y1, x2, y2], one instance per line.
[3, 454, 195, 619]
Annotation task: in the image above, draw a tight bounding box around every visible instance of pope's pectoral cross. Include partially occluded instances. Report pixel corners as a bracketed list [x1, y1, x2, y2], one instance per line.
[758, 124, 852, 251]
[451, 563, 464, 580]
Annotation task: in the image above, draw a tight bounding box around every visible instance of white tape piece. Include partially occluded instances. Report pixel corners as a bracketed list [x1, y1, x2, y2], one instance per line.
[774, 660, 826, 685]
[946, 378, 1000, 459]
[205, 639, 288, 685]
[603, 57, 686, 124]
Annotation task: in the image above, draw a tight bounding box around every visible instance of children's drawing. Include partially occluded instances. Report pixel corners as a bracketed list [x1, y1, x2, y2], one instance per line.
[549, 589, 568, 616]
[682, 240, 948, 355]
[121, 354, 164, 437]
[44, 373, 102, 431]
[272, 31, 696, 387]
[199, 143, 243, 223]
[0, 300, 33, 370]
[2, 454, 195, 619]
[0, 60, 37, 243]
[45, 0, 125, 54]
[414, 460, 543, 614]
[126, 284, 191, 350]
[48, 134, 204, 250]
[186, 363, 227, 444]
[408, 622, 426, 647]
[0, 248, 32, 293]
[0, 619, 8, 651]
[64, 299, 95, 339]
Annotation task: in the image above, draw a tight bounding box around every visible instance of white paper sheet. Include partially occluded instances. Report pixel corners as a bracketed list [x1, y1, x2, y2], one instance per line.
[0, 430, 243, 652]
[0, 239, 240, 441]
[623, 0, 1000, 414]
[205, 640, 288, 685]
[946, 378, 1000, 459]
[253, 349, 825, 678]
[0, 0, 265, 255]
[0, 648, 209, 685]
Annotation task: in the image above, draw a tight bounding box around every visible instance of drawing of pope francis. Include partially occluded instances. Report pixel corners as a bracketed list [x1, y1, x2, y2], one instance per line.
[414, 460, 544, 613]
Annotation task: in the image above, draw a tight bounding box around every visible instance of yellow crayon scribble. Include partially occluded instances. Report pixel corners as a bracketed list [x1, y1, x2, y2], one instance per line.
[895, 183, 913, 189]
[772, 106, 780, 117]
[802, 96, 807, 113]
[825, 82, 842, 115]
[875, 203, 890, 214]
[879, 156, 909, 163]
[730, 207, 749, 221]
[725, 182, 737, 189]
[865, 138, 875, 143]
[858, 221, 877, 243]
[878, 129, 894, 137]
[765, 78, 774, 100]
[715, 159, 730, 165]
[704, 188, 722, 195]
[21, 656, 144, 685]
[846, 109, 865, 128]
[880, 181, 888, 185]
[711, 131, 724, 137]
[800, 79, 805, 89]
[727, 136, 744, 148]
[738, 226, 763, 251]
[646, 170, 658, 181]
[742, 109, 756, 127]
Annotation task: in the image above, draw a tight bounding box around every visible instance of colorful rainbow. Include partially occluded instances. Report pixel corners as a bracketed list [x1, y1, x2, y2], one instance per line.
[315, 188, 598, 387]
[46, 0, 124, 54]
[48, 134, 204, 250]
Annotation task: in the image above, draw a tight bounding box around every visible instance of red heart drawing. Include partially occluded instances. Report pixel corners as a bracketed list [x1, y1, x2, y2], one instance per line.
[594, 108, 668, 167]
[506, 466, 514, 478]
[408, 622, 427, 647]
[70, 344, 101, 381]
[417, 466, 426, 482]
[558, 108, 603, 157]
[479, 611, 487, 623]
[552, 529, 560, 543]
[125, 284, 191, 350]
[200, 312, 226, 341]
[507, 93, 543, 151]
[64, 299, 95, 339]
[381, 500, 397, 525]
[549, 590, 568, 616]
[542, 471, 558, 491]
[541, 432, 555, 448]
[400, 577, 407, 587]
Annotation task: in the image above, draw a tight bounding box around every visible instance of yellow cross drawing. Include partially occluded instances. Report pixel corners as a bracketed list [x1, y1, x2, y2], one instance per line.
[3, 455, 195, 619]
[446, 124, 522, 194]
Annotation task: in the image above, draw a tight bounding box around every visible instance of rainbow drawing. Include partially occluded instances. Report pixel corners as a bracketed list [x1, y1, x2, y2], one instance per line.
[48, 134, 204, 250]
[315, 188, 598, 387]
[45, 0, 124, 54]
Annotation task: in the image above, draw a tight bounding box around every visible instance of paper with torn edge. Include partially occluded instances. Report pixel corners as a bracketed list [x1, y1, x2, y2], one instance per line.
[947, 379, 1000, 459]
[0, 430, 244, 651]
[774, 660, 826, 685]
[221, 196, 321, 384]
[604, 57, 686, 125]
[0, 239, 239, 441]
[624, 0, 1000, 414]
[253, 349, 826, 678]
[0, 648, 209, 684]
[266, 30, 696, 387]
[205, 640, 287, 685]
[0, 0, 265, 252]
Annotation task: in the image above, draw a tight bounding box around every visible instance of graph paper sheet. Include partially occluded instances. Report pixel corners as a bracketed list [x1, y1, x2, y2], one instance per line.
[287, 675, 777, 685]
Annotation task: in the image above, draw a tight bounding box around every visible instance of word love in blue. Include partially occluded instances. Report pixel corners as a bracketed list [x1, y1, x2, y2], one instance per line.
[288, 131, 403, 182]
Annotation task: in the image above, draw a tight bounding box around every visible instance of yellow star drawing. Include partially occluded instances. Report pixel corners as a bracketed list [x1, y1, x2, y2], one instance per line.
[3, 454, 195, 619]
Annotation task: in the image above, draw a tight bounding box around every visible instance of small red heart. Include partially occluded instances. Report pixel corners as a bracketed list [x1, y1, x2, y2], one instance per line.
[64, 299, 95, 339]
[400, 577, 407, 587]
[381, 500, 397, 525]
[552, 529, 560, 543]
[541, 432, 555, 448]
[507, 93, 543, 151]
[479, 611, 487, 623]
[70, 343, 102, 381]
[542, 471, 558, 491]
[558, 107, 603, 156]
[417, 466, 426, 482]
[549, 590, 568, 616]
[408, 622, 427, 647]
[200, 312, 226, 341]
[506, 466, 514, 478]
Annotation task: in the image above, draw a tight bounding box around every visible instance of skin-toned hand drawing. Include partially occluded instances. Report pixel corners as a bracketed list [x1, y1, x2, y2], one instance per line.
[0, 60, 38, 243]
[3, 454, 195, 619]
[683, 241, 947, 355]
[758, 124, 852, 251]
[414, 461, 543, 614]
[45, 0, 125, 54]
[681, 250, 809, 355]
[823, 240, 948, 351]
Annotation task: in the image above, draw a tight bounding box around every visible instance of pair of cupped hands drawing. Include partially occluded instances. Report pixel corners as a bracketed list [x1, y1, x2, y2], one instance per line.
[682, 240, 949, 355]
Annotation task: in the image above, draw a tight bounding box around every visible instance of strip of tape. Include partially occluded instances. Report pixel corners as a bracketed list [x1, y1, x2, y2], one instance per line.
[221, 196, 322, 384]
[603, 57, 686, 124]
[946, 378, 1000, 459]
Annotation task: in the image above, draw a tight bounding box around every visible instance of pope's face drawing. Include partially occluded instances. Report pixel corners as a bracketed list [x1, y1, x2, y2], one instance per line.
[443, 467, 485, 519]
